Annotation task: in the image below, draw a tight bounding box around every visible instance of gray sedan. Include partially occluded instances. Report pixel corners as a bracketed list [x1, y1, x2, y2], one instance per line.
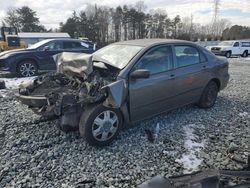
[18, 39, 229, 146]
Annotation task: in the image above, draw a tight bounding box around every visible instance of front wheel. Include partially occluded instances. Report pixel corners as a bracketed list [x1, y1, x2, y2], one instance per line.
[225, 51, 231, 58]
[79, 104, 122, 147]
[18, 60, 38, 77]
[198, 81, 218, 108]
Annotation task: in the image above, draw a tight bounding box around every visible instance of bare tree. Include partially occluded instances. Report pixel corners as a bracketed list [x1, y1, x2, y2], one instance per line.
[1, 21, 6, 27]
[135, 1, 147, 12]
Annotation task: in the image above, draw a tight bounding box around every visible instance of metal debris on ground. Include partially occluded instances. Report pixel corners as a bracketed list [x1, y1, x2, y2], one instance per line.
[0, 80, 5, 89]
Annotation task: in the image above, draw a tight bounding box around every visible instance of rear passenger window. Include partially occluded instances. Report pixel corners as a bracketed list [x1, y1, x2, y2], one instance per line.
[135, 46, 173, 74]
[242, 42, 250, 47]
[174, 46, 201, 68]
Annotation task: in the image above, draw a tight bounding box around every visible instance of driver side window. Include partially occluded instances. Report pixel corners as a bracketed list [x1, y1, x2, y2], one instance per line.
[40, 41, 62, 51]
[135, 46, 173, 74]
[233, 42, 239, 47]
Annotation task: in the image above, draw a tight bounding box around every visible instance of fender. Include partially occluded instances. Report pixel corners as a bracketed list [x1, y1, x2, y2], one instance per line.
[102, 79, 127, 108]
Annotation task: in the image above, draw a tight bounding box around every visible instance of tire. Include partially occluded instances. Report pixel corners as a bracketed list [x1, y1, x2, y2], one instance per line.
[241, 51, 248, 58]
[79, 104, 122, 147]
[198, 81, 218, 108]
[17, 60, 38, 77]
[225, 51, 231, 58]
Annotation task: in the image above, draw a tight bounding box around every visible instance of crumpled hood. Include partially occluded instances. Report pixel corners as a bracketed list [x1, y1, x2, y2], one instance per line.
[54, 52, 93, 79]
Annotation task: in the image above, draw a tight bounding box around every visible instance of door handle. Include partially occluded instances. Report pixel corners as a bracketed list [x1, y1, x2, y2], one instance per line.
[203, 65, 207, 69]
[170, 74, 175, 79]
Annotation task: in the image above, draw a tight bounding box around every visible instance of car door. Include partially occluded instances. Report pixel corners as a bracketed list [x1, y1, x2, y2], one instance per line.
[36, 40, 63, 70]
[172, 45, 210, 105]
[63, 41, 93, 54]
[129, 45, 177, 121]
[232, 42, 241, 55]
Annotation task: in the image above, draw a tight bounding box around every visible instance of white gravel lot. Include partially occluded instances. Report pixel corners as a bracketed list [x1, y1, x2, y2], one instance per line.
[0, 58, 249, 187]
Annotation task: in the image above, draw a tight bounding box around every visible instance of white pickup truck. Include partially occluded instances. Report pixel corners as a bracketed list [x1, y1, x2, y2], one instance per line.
[207, 40, 250, 58]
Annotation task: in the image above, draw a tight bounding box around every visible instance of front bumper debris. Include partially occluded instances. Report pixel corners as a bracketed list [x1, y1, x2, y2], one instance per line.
[16, 94, 47, 107]
[139, 155, 250, 188]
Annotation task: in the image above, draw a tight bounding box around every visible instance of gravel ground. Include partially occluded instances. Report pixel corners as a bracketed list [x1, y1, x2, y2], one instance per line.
[0, 58, 250, 188]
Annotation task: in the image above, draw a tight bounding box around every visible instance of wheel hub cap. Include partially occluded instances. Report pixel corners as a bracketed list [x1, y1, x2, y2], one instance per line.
[92, 110, 118, 141]
[20, 63, 35, 77]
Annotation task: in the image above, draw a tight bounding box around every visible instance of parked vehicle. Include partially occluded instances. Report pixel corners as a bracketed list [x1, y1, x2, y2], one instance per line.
[0, 38, 96, 77]
[17, 39, 229, 146]
[207, 40, 250, 58]
[0, 27, 26, 52]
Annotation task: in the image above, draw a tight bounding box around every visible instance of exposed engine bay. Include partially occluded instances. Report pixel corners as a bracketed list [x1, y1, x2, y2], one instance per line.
[17, 52, 121, 130]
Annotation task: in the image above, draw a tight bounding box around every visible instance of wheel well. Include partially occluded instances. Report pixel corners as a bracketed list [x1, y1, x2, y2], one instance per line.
[17, 58, 39, 71]
[244, 50, 248, 54]
[211, 78, 221, 90]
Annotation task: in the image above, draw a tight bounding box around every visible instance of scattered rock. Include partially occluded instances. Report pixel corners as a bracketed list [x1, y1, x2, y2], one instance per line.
[0, 59, 249, 187]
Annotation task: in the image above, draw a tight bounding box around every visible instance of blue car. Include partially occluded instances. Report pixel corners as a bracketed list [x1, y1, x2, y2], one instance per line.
[0, 38, 96, 77]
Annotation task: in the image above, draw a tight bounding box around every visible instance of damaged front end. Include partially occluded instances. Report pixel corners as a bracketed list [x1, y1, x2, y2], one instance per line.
[16, 52, 123, 130]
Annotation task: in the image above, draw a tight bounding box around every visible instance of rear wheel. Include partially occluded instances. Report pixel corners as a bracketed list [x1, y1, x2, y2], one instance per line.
[198, 81, 218, 108]
[242, 51, 248, 57]
[225, 51, 231, 58]
[0, 80, 5, 89]
[18, 60, 38, 77]
[79, 104, 122, 147]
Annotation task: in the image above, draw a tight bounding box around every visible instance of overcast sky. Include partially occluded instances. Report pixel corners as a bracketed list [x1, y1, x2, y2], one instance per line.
[0, 0, 250, 29]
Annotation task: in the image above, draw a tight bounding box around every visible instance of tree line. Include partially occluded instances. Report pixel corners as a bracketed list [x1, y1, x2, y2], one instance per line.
[2, 2, 250, 47]
[59, 2, 232, 46]
[3, 6, 46, 32]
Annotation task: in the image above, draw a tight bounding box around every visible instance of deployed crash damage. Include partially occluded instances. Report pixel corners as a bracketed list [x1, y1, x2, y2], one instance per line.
[16, 39, 229, 146]
[17, 52, 123, 132]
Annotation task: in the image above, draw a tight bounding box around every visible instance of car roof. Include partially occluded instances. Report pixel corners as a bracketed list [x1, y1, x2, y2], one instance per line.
[112, 39, 196, 47]
[42, 38, 88, 43]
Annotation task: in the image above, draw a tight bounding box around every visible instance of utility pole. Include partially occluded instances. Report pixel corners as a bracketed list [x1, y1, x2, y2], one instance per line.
[212, 0, 220, 37]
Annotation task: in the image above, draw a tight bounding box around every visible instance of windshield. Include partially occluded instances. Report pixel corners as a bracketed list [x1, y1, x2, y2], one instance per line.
[27, 40, 51, 49]
[93, 44, 143, 69]
[218, 41, 234, 46]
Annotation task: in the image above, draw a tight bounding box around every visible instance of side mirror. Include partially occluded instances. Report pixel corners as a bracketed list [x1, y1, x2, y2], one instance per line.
[43, 46, 50, 51]
[130, 69, 150, 79]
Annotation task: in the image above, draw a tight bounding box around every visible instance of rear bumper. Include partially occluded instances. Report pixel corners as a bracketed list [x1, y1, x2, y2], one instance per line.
[220, 74, 230, 90]
[16, 93, 47, 107]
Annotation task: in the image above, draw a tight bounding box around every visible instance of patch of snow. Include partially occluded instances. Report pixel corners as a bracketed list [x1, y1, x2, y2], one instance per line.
[175, 124, 204, 173]
[0, 89, 8, 98]
[0, 77, 36, 89]
[154, 123, 160, 139]
[233, 57, 250, 63]
[239, 112, 248, 117]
